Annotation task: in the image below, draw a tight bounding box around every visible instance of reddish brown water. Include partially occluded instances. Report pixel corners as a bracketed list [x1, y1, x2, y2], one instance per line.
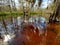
[10, 23, 60, 45]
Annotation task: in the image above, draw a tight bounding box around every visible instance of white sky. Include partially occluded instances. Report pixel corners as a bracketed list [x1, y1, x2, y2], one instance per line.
[41, 0, 53, 8]
[15, 0, 20, 7]
[15, 0, 53, 9]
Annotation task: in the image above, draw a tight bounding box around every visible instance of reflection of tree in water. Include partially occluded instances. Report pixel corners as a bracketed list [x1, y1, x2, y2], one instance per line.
[8, 22, 46, 45]
[8, 20, 60, 45]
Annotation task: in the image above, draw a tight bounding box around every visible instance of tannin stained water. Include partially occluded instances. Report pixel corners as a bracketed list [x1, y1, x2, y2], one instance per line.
[9, 22, 60, 45]
[0, 17, 60, 45]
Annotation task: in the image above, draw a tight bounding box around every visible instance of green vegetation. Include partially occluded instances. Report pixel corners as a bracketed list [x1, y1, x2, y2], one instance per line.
[0, 11, 39, 20]
[0, 9, 51, 20]
[0, 11, 41, 16]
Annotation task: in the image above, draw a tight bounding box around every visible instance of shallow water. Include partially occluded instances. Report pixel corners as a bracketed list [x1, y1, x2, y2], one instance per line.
[0, 16, 60, 45]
